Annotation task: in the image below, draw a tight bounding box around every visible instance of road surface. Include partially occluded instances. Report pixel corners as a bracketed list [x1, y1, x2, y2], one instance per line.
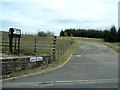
[2, 41, 118, 88]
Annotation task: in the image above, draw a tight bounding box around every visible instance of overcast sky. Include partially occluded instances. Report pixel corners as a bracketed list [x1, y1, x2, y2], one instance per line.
[118, 1, 120, 28]
[1, 0, 119, 35]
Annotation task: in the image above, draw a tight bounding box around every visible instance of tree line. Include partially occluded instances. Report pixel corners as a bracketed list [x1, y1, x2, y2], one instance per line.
[60, 25, 120, 42]
[38, 31, 54, 37]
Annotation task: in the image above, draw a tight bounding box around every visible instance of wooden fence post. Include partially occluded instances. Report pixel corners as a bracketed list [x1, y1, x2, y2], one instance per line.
[14, 38, 16, 51]
[9, 36, 13, 54]
[52, 36, 56, 61]
[18, 37, 20, 54]
[35, 38, 37, 53]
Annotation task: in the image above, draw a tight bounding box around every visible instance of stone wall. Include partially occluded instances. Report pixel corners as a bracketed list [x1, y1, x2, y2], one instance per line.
[1, 55, 52, 79]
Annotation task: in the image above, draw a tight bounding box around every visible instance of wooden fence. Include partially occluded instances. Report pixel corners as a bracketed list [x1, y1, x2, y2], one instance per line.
[0, 36, 54, 56]
[1, 35, 74, 79]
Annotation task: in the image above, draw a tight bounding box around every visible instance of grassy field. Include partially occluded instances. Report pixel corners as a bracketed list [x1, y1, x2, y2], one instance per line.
[1, 31, 52, 55]
[1, 31, 73, 56]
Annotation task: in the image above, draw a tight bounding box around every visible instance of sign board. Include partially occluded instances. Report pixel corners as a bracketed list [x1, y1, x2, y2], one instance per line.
[30, 57, 43, 62]
[13, 28, 21, 35]
[9, 28, 21, 38]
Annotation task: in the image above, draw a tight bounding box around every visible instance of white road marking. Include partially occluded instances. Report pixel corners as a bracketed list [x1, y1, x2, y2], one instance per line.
[2, 79, 118, 87]
[68, 62, 117, 65]
[75, 55, 82, 57]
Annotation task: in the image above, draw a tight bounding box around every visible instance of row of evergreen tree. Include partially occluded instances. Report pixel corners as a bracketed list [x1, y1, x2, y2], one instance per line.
[60, 26, 120, 42]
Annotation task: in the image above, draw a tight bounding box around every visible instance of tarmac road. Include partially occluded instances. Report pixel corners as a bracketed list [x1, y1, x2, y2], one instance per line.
[2, 41, 118, 88]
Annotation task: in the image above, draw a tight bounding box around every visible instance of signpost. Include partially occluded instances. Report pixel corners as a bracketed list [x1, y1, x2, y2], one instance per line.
[9, 28, 21, 54]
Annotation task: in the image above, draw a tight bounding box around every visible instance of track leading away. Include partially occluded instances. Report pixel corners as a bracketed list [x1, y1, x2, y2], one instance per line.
[2, 41, 118, 88]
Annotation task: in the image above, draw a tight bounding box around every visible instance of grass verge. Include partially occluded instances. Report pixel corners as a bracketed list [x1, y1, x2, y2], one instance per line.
[99, 42, 119, 52]
[59, 42, 80, 64]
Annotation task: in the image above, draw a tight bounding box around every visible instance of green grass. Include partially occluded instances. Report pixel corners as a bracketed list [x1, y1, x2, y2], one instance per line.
[102, 42, 119, 52]
[1, 31, 73, 56]
[59, 42, 80, 63]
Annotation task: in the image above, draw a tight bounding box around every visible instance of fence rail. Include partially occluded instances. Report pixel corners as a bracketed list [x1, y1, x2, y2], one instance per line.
[1, 36, 74, 55]
[1, 36, 55, 55]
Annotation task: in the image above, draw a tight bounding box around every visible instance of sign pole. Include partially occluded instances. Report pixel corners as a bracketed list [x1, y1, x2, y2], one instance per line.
[9, 37, 13, 54]
[9, 28, 13, 54]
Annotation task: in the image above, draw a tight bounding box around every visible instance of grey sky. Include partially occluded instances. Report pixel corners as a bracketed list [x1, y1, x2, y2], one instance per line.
[1, 0, 119, 35]
[118, 1, 120, 27]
